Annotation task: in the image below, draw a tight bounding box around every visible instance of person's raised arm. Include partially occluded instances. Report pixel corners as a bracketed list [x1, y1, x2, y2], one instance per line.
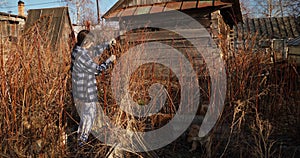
[93, 38, 116, 57]
[96, 55, 116, 75]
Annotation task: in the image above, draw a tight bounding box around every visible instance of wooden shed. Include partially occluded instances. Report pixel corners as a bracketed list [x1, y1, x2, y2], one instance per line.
[233, 16, 300, 62]
[288, 36, 300, 65]
[103, 0, 242, 35]
[0, 12, 26, 65]
[0, 12, 26, 42]
[24, 7, 74, 51]
[102, 0, 243, 69]
[102, 0, 242, 119]
[103, 0, 242, 63]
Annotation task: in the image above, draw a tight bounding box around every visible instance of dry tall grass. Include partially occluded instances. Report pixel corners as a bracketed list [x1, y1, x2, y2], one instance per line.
[0, 23, 71, 157]
[205, 35, 300, 158]
[0, 22, 299, 157]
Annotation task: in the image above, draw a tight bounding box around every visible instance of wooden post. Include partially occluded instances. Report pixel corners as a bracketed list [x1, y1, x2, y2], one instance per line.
[96, 0, 101, 24]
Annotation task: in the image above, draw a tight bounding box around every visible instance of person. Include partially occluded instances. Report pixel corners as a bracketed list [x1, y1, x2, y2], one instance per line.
[71, 30, 116, 146]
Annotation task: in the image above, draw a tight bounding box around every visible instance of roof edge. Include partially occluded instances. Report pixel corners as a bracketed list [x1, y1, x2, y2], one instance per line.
[102, 0, 126, 19]
[0, 12, 26, 20]
[103, 1, 233, 20]
[27, 6, 69, 12]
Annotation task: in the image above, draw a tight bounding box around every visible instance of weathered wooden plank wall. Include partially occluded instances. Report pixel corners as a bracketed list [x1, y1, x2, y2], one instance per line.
[0, 21, 24, 38]
[233, 16, 300, 62]
[115, 8, 231, 116]
[24, 7, 74, 51]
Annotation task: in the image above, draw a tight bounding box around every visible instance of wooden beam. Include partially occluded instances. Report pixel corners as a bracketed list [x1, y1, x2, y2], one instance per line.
[120, 28, 212, 42]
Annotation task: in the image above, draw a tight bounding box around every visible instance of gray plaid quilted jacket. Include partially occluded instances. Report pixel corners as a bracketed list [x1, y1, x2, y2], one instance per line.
[71, 43, 110, 102]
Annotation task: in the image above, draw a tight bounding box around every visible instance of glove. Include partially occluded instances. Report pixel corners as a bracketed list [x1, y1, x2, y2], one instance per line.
[109, 38, 116, 46]
[105, 55, 116, 64]
[96, 64, 107, 74]
[97, 55, 116, 74]
[108, 55, 116, 62]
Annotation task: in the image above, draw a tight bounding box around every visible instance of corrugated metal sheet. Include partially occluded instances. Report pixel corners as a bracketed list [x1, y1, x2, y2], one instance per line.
[103, 1, 232, 19]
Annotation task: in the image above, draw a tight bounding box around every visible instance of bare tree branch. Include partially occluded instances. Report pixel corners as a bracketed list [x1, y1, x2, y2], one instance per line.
[241, 0, 300, 18]
[63, 0, 97, 24]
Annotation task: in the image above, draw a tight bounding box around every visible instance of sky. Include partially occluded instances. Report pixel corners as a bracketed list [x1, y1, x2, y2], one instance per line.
[0, 0, 117, 22]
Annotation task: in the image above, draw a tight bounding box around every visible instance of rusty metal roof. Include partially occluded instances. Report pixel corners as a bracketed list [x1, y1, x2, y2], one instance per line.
[103, 1, 232, 19]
